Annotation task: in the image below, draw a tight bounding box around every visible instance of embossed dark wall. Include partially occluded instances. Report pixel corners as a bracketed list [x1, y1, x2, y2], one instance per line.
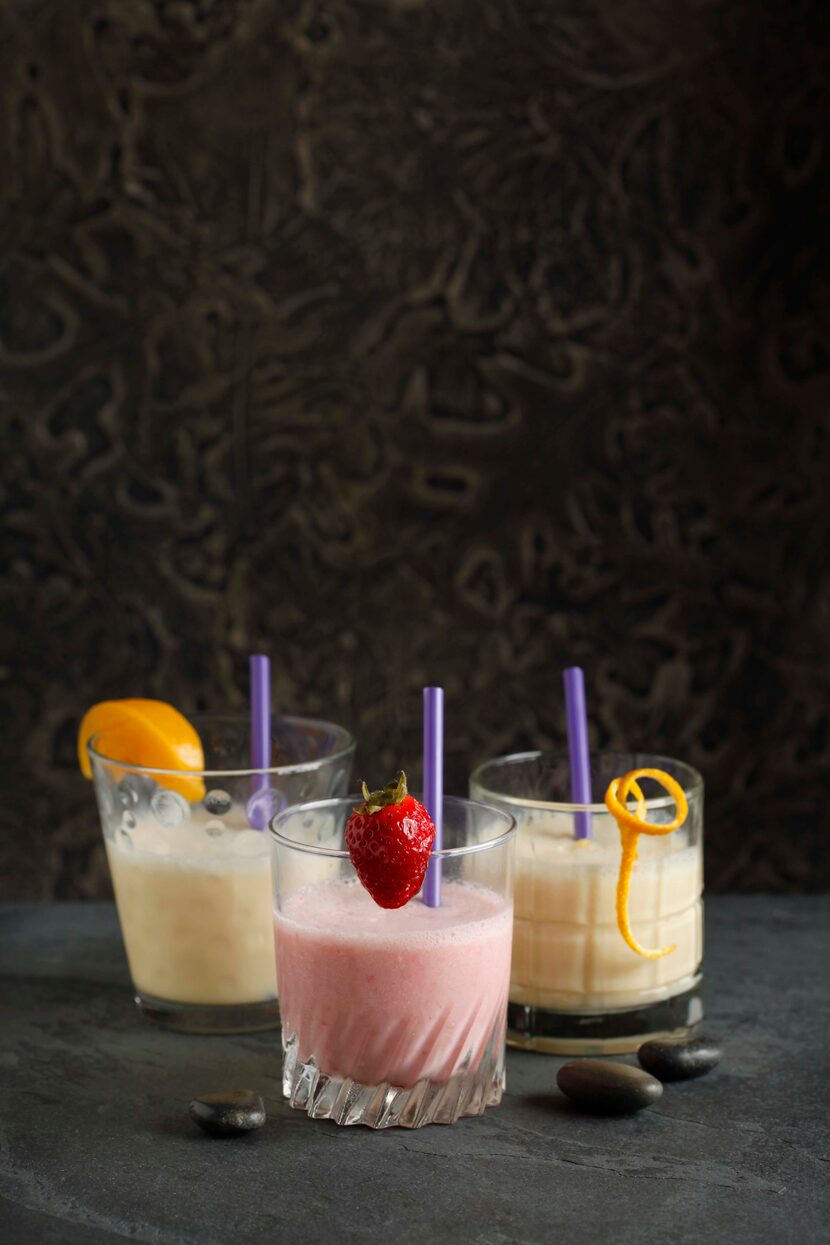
[2, 1, 828, 899]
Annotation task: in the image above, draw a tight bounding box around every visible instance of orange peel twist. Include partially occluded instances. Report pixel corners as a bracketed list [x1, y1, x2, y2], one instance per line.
[604, 768, 689, 960]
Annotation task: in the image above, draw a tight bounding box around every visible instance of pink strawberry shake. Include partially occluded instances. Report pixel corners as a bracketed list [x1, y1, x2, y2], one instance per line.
[275, 879, 513, 1089]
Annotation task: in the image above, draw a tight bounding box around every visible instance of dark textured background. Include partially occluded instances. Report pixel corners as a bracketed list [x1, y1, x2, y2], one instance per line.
[2, 1, 828, 899]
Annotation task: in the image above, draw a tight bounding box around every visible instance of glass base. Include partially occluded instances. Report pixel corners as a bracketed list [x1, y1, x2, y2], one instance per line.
[136, 992, 280, 1035]
[507, 978, 704, 1055]
[282, 1033, 505, 1128]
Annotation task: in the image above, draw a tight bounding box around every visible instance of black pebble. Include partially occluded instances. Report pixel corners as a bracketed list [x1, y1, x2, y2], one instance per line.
[189, 1090, 266, 1137]
[638, 1035, 722, 1081]
[557, 1059, 662, 1114]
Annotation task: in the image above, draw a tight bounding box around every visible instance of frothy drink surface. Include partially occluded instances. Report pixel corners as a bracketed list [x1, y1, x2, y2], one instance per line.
[276, 880, 513, 1088]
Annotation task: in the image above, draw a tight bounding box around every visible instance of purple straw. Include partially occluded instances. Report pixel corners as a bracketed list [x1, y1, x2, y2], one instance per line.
[422, 686, 444, 907]
[249, 654, 271, 830]
[563, 666, 592, 840]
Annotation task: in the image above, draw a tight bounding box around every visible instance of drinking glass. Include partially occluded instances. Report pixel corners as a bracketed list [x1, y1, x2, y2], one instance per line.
[271, 795, 516, 1128]
[470, 751, 703, 1055]
[88, 713, 355, 1033]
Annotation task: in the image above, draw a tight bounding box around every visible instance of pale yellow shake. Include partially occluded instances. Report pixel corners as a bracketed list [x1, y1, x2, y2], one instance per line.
[511, 815, 702, 1012]
[106, 818, 276, 1007]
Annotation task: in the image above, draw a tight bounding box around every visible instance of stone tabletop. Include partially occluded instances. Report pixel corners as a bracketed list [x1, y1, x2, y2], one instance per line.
[0, 898, 828, 1245]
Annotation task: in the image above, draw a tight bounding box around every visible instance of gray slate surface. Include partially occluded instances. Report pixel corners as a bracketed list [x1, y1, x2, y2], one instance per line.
[0, 898, 828, 1245]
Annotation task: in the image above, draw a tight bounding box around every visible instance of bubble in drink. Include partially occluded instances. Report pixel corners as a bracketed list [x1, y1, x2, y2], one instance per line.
[151, 788, 190, 827]
[205, 820, 226, 838]
[118, 774, 155, 806]
[204, 789, 232, 816]
[118, 777, 140, 807]
[121, 811, 137, 830]
[115, 827, 133, 850]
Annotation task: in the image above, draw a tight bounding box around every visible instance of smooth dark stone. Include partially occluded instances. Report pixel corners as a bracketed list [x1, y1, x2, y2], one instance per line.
[189, 1090, 265, 1137]
[638, 1035, 722, 1081]
[557, 1060, 663, 1114]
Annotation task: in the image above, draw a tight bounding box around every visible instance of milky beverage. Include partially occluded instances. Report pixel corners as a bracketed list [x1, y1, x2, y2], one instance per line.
[276, 880, 513, 1088]
[107, 817, 276, 1006]
[512, 816, 702, 1011]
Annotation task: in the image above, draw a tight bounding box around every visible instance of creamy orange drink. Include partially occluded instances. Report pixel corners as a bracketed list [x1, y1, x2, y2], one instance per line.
[79, 699, 354, 1033]
[470, 752, 703, 1053]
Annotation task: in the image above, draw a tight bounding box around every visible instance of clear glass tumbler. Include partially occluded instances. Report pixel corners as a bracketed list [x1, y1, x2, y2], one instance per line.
[271, 795, 517, 1128]
[470, 751, 703, 1055]
[88, 713, 355, 1034]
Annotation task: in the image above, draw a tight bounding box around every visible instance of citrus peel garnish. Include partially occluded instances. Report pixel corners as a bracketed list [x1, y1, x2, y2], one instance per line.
[604, 768, 689, 959]
[78, 699, 205, 801]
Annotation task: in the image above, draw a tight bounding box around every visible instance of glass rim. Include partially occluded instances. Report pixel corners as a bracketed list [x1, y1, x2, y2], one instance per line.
[87, 712, 356, 779]
[269, 793, 517, 859]
[469, 749, 703, 813]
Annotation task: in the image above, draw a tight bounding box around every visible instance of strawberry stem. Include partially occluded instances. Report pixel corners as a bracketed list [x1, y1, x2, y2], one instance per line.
[354, 771, 408, 814]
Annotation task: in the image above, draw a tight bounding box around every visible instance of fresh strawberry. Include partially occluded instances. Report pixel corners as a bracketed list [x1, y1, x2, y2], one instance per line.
[345, 772, 436, 909]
